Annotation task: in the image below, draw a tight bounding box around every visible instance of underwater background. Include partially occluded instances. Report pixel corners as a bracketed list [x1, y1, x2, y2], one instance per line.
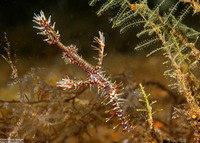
[0, 0, 200, 142]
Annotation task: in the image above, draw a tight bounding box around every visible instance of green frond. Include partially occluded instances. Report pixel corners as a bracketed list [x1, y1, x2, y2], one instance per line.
[186, 32, 200, 38]
[112, 1, 130, 28]
[177, 23, 200, 38]
[137, 22, 165, 37]
[120, 19, 145, 33]
[135, 37, 160, 50]
[138, 84, 162, 124]
[113, 9, 134, 28]
[173, 5, 191, 28]
[136, 28, 152, 37]
[162, 60, 169, 65]
[164, 1, 180, 24]
[138, 99, 145, 102]
[152, 109, 163, 115]
[144, 0, 167, 27]
[96, 0, 122, 16]
[136, 109, 147, 112]
[146, 47, 164, 57]
[89, 0, 100, 6]
[148, 24, 166, 36]
[150, 100, 157, 106]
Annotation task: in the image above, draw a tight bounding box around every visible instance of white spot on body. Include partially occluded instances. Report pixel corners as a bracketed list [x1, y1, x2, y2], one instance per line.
[90, 74, 98, 83]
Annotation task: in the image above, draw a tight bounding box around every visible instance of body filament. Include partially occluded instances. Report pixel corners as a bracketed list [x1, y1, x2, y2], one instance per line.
[33, 11, 134, 133]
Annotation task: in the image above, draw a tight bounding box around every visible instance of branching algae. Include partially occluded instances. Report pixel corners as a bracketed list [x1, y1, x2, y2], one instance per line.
[89, 0, 200, 142]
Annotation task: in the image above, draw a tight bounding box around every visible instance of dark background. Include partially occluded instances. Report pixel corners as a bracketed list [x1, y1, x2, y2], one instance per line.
[0, 0, 132, 61]
[0, 0, 199, 67]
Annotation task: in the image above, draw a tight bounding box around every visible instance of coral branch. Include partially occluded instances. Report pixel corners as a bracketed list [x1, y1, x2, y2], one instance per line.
[1, 32, 18, 80]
